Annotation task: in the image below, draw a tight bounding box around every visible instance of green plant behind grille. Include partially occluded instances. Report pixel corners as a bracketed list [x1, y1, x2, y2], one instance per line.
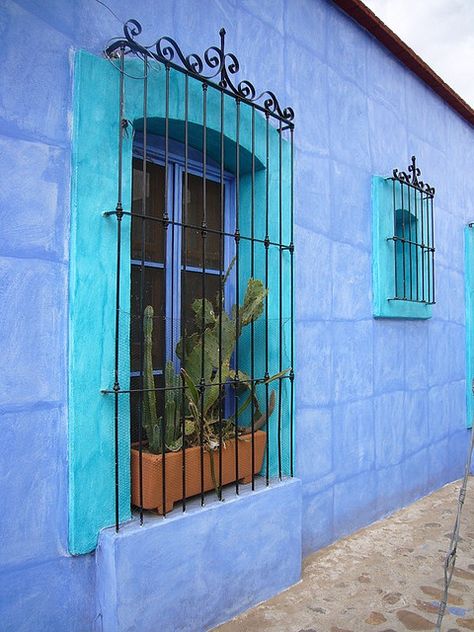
[141, 270, 287, 457]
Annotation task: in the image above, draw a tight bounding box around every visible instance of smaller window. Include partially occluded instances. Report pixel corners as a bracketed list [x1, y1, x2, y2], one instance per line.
[372, 156, 435, 319]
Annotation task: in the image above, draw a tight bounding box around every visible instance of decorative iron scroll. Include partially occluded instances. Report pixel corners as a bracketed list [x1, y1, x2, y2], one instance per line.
[105, 19, 294, 125]
[392, 155, 435, 196]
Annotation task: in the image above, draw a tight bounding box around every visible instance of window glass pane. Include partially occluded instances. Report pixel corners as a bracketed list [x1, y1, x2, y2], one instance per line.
[129, 374, 164, 444]
[131, 158, 165, 263]
[395, 209, 419, 300]
[182, 173, 223, 269]
[181, 270, 222, 337]
[130, 265, 165, 372]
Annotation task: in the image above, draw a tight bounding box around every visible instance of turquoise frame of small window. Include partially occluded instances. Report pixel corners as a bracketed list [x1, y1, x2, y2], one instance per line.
[465, 225, 474, 429]
[372, 175, 432, 319]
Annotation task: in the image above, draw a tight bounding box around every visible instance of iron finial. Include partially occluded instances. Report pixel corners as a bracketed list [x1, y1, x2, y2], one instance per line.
[392, 155, 435, 195]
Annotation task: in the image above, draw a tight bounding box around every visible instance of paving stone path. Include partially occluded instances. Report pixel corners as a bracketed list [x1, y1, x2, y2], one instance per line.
[215, 479, 474, 632]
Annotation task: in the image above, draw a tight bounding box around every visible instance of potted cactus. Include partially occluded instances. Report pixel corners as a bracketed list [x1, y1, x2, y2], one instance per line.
[130, 270, 286, 514]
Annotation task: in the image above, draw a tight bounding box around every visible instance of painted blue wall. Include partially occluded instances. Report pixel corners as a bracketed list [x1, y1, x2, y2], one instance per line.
[96, 480, 301, 632]
[0, 0, 472, 629]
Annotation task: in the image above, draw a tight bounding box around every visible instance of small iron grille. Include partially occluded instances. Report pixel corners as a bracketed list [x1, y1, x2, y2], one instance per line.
[103, 20, 295, 529]
[388, 156, 435, 304]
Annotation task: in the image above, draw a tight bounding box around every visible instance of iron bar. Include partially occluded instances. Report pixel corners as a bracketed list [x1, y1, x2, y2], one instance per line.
[181, 73, 189, 512]
[169, 67, 178, 517]
[413, 183, 419, 301]
[250, 105, 256, 491]
[136, 56, 148, 525]
[234, 99, 241, 494]
[392, 180, 398, 305]
[420, 189, 425, 302]
[113, 47, 125, 532]
[401, 183, 406, 299]
[388, 236, 435, 251]
[289, 127, 294, 477]
[277, 119, 283, 480]
[161, 63, 170, 517]
[102, 374, 291, 395]
[407, 182, 413, 300]
[105, 209, 289, 250]
[265, 112, 270, 486]
[199, 82, 208, 506]
[430, 195, 435, 303]
[426, 190, 431, 304]
[218, 89, 225, 501]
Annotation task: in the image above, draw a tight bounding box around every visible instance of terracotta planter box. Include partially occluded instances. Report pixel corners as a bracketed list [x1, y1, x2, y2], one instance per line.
[131, 430, 267, 514]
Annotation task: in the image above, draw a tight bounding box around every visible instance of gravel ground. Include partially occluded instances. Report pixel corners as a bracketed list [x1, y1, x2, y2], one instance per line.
[215, 478, 474, 632]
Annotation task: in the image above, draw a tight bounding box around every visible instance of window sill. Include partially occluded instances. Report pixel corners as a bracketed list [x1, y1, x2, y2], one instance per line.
[374, 298, 432, 320]
[108, 476, 299, 535]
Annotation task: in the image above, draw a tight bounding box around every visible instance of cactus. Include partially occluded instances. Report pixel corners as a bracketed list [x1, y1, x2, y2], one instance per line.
[141, 268, 288, 457]
[142, 306, 182, 454]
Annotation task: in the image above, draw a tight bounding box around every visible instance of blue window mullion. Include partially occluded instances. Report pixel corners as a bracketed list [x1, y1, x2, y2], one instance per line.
[171, 164, 183, 370]
[182, 265, 222, 276]
[131, 369, 163, 378]
[131, 259, 165, 270]
[164, 162, 174, 365]
[224, 178, 236, 311]
[223, 178, 236, 416]
[164, 163, 181, 369]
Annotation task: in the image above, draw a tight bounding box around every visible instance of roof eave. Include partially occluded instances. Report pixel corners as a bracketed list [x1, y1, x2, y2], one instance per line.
[332, 0, 474, 127]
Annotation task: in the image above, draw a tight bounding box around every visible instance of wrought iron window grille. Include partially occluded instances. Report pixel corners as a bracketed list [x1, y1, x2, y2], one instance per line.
[105, 20, 294, 128]
[102, 21, 295, 531]
[387, 156, 436, 305]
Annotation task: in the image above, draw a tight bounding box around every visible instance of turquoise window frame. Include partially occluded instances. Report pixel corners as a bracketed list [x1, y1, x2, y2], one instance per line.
[372, 176, 432, 319]
[69, 51, 293, 554]
[465, 225, 474, 429]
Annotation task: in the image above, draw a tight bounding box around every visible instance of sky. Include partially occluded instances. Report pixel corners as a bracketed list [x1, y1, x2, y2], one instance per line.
[363, 0, 474, 106]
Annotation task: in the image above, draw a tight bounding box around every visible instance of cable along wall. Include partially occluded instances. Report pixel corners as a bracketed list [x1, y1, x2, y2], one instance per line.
[102, 20, 295, 529]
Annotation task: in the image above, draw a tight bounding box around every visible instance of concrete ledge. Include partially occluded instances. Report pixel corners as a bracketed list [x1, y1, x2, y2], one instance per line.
[96, 478, 302, 632]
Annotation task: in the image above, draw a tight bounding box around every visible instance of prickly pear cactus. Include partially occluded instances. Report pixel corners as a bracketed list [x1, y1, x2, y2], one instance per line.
[141, 267, 286, 457]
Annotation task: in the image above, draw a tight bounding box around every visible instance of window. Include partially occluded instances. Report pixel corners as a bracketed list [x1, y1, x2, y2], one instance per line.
[394, 209, 416, 299]
[126, 113, 294, 518]
[372, 156, 435, 319]
[68, 25, 295, 552]
[465, 225, 474, 429]
[129, 141, 235, 441]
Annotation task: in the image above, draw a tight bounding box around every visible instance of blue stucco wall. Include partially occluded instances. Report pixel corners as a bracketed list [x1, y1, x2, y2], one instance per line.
[96, 480, 301, 632]
[0, 0, 473, 629]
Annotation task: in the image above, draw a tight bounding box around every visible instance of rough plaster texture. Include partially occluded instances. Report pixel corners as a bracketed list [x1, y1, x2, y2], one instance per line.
[0, 0, 473, 629]
[96, 480, 302, 632]
[216, 478, 474, 631]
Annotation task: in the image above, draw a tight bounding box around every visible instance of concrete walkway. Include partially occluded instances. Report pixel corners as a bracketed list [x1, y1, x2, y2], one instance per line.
[216, 479, 474, 632]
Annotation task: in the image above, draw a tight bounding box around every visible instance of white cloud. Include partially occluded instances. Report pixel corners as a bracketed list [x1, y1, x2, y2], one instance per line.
[364, 0, 474, 106]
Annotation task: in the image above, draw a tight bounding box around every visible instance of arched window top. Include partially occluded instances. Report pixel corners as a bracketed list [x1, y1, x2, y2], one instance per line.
[132, 118, 266, 175]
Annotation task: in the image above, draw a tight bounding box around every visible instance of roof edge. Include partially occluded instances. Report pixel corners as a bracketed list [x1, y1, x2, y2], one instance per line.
[332, 0, 474, 127]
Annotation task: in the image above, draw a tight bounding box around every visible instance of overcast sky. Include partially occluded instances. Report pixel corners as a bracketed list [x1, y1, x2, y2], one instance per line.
[363, 0, 474, 106]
